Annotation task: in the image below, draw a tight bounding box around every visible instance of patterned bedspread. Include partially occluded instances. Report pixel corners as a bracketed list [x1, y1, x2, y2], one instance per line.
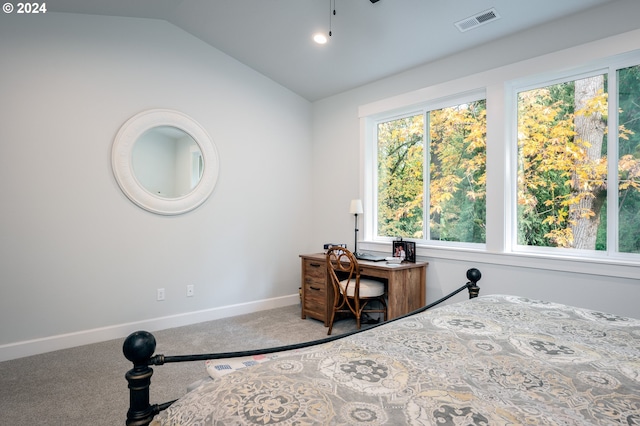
[152, 294, 640, 425]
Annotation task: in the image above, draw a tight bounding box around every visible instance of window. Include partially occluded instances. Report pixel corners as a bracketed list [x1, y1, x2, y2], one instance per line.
[376, 113, 425, 239]
[364, 48, 639, 269]
[374, 96, 487, 245]
[616, 65, 640, 254]
[515, 64, 640, 255]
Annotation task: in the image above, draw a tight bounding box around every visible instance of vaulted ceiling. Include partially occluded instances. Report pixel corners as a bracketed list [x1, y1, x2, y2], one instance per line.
[52, 0, 617, 101]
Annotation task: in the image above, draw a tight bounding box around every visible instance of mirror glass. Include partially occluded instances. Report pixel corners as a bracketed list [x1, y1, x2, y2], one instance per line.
[112, 109, 219, 215]
[132, 126, 204, 198]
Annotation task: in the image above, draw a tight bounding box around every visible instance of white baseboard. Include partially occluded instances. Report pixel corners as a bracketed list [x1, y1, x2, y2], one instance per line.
[0, 294, 300, 362]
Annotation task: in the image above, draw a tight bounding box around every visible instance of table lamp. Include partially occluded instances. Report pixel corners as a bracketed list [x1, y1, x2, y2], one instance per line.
[349, 199, 364, 255]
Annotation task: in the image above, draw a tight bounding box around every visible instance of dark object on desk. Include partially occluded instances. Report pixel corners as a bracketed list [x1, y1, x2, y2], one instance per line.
[323, 243, 346, 251]
[405, 241, 416, 262]
[355, 252, 386, 261]
[392, 240, 416, 262]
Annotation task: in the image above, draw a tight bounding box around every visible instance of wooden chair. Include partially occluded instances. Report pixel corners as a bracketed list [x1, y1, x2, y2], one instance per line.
[326, 247, 387, 335]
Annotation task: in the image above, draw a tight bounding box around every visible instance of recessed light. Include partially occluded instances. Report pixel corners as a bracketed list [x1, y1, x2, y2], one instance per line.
[313, 33, 328, 44]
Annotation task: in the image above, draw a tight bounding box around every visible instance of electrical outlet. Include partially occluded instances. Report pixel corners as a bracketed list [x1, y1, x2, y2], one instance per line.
[186, 285, 194, 297]
[157, 288, 165, 301]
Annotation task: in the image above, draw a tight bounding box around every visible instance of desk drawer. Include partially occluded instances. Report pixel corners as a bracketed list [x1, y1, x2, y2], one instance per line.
[303, 280, 325, 304]
[304, 279, 325, 296]
[304, 259, 326, 281]
[359, 266, 391, 280]
[303, 280, 326, 321]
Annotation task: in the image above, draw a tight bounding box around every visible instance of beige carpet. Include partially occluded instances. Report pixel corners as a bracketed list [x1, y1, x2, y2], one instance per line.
[0, 304, 365, 426]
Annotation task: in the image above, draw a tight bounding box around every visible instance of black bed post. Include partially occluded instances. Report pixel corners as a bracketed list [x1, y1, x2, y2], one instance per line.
[123, 331, 158, 426]
[466, 268, 481, 298]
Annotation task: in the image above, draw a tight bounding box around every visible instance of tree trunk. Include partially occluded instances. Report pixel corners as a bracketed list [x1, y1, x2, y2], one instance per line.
[569, 76, 606, 249]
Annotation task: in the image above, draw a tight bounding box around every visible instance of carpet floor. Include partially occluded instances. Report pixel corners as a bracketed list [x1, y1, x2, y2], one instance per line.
[0, 304, 366, 425]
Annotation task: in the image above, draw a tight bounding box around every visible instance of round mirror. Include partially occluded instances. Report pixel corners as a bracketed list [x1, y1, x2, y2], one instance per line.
[132, 126, 204, 198]
[112, 109, 219, 215]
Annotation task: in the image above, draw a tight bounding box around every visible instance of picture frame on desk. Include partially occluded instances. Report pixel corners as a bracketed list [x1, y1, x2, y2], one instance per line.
[405, 241, 416, 262]
[392, 241, 416, 262]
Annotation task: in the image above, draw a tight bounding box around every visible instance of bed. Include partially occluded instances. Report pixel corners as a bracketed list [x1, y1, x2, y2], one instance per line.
[124, 269, 640, 425]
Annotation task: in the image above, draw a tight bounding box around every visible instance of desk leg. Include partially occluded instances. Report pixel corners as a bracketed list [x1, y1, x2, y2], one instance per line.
[300, 262, 306, 320]
[386, 265, 426, 319]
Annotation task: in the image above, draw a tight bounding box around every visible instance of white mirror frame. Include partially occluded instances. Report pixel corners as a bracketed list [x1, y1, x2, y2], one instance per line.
[112, 109, 219, 215]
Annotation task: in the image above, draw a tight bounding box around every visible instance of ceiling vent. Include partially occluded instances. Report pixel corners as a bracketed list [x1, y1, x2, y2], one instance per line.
[454, 8, 500, 32]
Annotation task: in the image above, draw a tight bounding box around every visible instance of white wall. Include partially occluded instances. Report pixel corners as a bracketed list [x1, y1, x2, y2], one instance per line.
[311, 0, 640, 318]
[0, 13, 313, 360]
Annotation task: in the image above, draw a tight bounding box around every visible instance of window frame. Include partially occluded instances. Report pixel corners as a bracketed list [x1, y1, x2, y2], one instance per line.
[506, 54, 640, 262]
[367, 90, 487, 249]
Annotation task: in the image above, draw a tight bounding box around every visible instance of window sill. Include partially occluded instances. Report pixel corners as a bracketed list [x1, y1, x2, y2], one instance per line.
[358, 241, 640, 280]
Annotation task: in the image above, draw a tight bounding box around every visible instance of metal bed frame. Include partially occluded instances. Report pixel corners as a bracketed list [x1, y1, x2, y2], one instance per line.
[123, 268, 482, 426]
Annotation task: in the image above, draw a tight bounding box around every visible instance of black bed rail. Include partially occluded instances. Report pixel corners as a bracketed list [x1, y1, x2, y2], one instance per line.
[123, 268, 481, 425]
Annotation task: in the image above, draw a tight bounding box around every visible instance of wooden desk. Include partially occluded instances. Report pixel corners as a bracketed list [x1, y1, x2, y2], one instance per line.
[300, 253, 428, 325]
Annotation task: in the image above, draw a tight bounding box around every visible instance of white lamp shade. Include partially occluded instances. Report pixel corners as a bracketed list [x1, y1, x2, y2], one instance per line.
[349, 199, 364, 214]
